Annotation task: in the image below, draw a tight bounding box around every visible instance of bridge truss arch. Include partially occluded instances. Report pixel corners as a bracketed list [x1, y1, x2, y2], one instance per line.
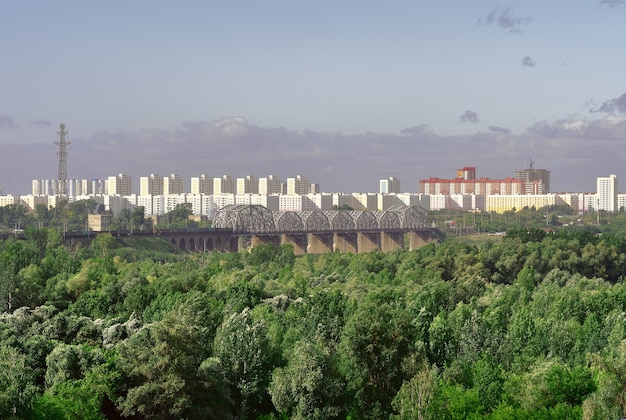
[325, 210, 355, 231]
[389, 204, 429, 230]
[274, 211, 304, 233]
[350, 211, 379, 231]
[375, 210, 402, 230]
[300, 211, 330, 232]
[212, 204, 276, 234]
[213, 204, 429, 234]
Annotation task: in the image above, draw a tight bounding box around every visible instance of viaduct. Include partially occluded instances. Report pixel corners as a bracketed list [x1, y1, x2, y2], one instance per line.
[14, 204, 438, 254]
[205, 204, 438, 255]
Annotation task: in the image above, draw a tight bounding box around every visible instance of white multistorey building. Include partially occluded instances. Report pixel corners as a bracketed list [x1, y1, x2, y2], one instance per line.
[68, 179, 95, 197]
[32, 180, 56, 196]
[185, 194, 203, 216]
[379, 177, 401, 194]
[214, 175, 235, 195]
[19, 195, 48, 210]
[140, 174, 163, 196]
[212, 194, 235, 212]
[201, 195, 217, 218]
[351, 193, 378, 211]
[287, 175, 309, 195]
[236, 175, 259, 195]
[575, 193, 598, 214]
[423, 194, 484, 211]
[103, 195, 134, 214]
[0, 195, 18, 207]
[486, 194, 578, 213]
[163, 174, 184, 195]
[136, 195, 155, 216]
[90, 179, 106, 195]
[618, 194, 626, 212]
[303, 193, 333, 211]
[258, 175, 282, 195]
[597, 174, 618, 212]
[163, 194, 188, 213]
[191, 175, 214, 195]
[106, 173, 132, 195]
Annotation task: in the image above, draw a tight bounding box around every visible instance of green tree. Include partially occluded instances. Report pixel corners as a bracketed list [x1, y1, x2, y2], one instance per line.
[36, 356, 120, 419]
[213, 307, 274, 419]
[472, 353, 504, 413]
[0, 345, 39, 418]
[340, 292, 415, 418]
[391, 364, 439, 420]
[116, 293, 225, 419]
[585, 340, 626, 418]
[270, 339, 345, 419]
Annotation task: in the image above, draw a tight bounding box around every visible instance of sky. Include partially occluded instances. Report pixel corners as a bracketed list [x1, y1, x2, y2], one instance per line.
[1, 1, 626, 195]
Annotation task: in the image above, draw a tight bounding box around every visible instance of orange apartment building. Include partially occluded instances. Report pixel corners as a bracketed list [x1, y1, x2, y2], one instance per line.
[419, 167, 545, 196]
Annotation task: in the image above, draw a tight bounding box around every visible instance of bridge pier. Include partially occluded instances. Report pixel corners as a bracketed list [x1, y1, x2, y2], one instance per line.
[408, 230, 435, 250]
[224, 237, 238, 253]
[381, 231, 405, 252]
[334, 232, 357, 253]
[357, 232, 380, 253]
[307, 233, 333, 254]
[250, 235, 280, 249]
[281, 233, 307, 255]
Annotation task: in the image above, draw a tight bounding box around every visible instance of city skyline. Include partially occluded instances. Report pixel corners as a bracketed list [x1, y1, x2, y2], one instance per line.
[2, 2, 626, 194]
[8, 144, 626, 196]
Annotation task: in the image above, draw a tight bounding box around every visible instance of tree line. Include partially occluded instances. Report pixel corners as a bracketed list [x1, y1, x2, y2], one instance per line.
[1, 227, 626, 418]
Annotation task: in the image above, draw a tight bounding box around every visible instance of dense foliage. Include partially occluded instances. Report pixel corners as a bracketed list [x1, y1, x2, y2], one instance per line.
[1, 227, 626, 418]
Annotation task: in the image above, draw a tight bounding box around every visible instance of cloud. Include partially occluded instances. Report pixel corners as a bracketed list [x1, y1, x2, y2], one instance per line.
[521, 56, 536, 67]
[460, 110, 480, 124]
[599, 0, 624, 7]
[590, 92, 626, 114]
[400, 124, 433, 136]
[0, 115, 17, 129]
[31, 119, 52, 128]
[488, 126, 512, 135]
[477, 6, 534, 33]
[3, 115, 626, 195]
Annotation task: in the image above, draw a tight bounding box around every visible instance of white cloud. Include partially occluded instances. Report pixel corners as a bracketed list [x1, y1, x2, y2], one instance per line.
[2, 116, 626, 194]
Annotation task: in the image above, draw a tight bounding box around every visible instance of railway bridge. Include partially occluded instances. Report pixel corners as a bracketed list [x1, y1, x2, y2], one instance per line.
[209, 204, 437, 255]
[45, 204, 437, 254]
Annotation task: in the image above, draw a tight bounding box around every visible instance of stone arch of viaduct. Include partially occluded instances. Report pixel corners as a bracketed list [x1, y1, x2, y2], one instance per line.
[160, 230, 238, 253]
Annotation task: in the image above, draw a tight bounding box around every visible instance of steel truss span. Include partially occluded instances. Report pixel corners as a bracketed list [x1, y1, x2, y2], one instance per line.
[212, 204, 428, 234]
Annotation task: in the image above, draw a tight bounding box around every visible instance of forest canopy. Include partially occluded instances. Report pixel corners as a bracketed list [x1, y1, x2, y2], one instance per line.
[1, 227, 626, 418]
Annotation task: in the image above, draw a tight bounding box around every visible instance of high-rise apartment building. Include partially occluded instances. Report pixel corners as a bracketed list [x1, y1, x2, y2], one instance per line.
[456, 167, 476, 180]
[380, 177, 401, 194]
[140, 174, 163, 196]
[236, 175, 259, 195]
[515, 160, 550, 193]
[163, 174, 184, 195]
[258, 175, 282, 195]
[287, 175, 309, 195]
[214, 175, 235, 195]
[32, 179, 56, 196]
[420, 166, 545, 196]
[597, 174, 618, 212]
[91, 179, 106, 195]
[190, 174, 214, 195]
[107, 173, 132, 195]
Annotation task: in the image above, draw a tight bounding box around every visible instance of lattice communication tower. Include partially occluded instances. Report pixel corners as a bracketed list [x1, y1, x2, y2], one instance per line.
[55, 123, 71, 197]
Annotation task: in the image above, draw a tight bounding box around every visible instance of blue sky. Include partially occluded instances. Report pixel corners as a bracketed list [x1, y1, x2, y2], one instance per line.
[1, 1, 626, 194]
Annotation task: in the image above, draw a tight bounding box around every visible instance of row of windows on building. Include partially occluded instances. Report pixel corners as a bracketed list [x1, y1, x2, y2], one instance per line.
[2, 190, 620, 219]
[418, 166, 551, 195]
[0, 192, 427, 218]
[31, 174, 321, 197]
